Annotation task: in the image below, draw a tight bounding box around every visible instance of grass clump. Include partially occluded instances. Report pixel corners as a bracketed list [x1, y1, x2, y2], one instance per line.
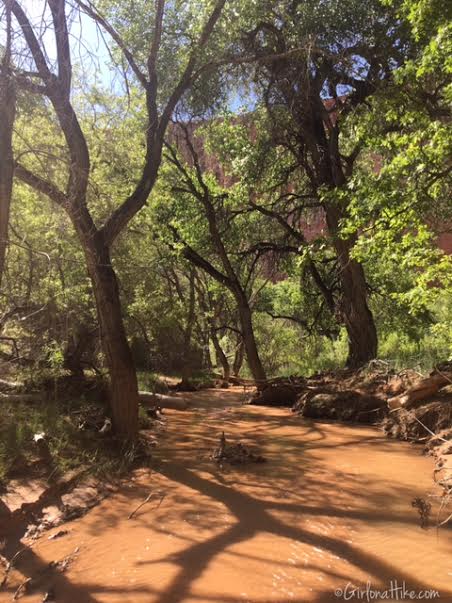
[0, 394, 151, 486]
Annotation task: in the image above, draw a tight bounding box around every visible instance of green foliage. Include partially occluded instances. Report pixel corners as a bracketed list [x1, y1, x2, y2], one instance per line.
[375, 293, 452, 371]
[2, 0, 451, 441]
[251, 313, 346, 377]
[137, 371, 169, 394]
[340, 0, 452, 325]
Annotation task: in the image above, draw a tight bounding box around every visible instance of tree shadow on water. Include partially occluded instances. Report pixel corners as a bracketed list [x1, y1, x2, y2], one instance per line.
[145, 462, 452, 603]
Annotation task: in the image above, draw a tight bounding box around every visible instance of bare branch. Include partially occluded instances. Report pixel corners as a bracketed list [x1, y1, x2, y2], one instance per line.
[181, 240, 232, 290]
[74, 0, 148, 88]
[145, 0, 166, 129]
[265, 310, 309, 330]
[147, 0, 165, 79]
[11, 0, 90, 201]
[102, 0, 227, 246]
[10, 0, 54, 85]
[158, 0, 227, 137]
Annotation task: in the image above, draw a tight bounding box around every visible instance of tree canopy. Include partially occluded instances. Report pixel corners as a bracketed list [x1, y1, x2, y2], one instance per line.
[0, 0, 451, 438]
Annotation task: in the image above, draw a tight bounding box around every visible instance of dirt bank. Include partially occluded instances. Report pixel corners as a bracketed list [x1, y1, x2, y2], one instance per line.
[250, 367, 452, 500]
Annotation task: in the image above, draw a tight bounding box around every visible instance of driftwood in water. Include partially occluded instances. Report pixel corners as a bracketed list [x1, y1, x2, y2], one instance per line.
[388, 371, 452, 410]
[138, 391, 188, 410]
[210, 431, 266, 464]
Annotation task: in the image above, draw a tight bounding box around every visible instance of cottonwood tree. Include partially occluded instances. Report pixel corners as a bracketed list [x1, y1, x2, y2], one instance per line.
[7, 0, 227, 438]
[194, 270, 246, 383]
[156, 122, 272, 382]
[239, 0, 412, 367]
[342, 0, 452, 321]
[228, 114, 349, 343]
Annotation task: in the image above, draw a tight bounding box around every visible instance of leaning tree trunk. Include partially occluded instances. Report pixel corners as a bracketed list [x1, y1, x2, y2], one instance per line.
[236, 295, 267, 384]
[0, 64, 16, 290]
[325, 206, 377, 368]
[210, 326, 231, 382]
[80, 233, 139, 439]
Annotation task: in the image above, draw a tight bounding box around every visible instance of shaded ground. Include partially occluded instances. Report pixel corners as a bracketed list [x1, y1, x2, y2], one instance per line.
[1, 388, 451, 603]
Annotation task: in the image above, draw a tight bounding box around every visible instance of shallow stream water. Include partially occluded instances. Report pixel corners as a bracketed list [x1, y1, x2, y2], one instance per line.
[4, 388, 451, 603]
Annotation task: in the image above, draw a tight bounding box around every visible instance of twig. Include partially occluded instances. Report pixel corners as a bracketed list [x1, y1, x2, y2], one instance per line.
[0, 548, 27, 588]
[436, 490, 452, 530]
[13, 577, 32, 600]
[154, 494, 166, 511]
[128, 492, 166, 520]
[128, 493, 154, 520]
[413, 416, 448, 443]
[434, 367, 452, 385]
[438, 511, 452, 526]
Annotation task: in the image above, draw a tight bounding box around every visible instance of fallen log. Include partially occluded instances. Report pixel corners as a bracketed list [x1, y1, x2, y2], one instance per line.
[138, 391, 188, 411]
[0, 389, 189, 410]
[228, 376, 255, 387]
[388, 371, 452, 410]
[0, 392, 41, 403]
[0, 378, 24, 391]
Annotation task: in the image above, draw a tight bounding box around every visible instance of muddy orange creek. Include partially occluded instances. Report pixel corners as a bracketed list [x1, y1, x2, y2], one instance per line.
[3, 388, 452, 603]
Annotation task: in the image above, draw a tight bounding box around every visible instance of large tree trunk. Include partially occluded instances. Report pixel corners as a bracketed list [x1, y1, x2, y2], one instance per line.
[236, 297, 266, 384]
[340, 258, 378, 368]
[82, 236, 139, 439]
[0, 60, 16, 290]
[325, 206, 377, 368]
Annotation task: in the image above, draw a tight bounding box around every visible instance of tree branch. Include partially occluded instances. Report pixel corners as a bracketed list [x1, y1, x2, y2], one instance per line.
[74, 0, 148, 87]
[101, 0, 226, 246]
[157, 0, 226, 137]
[265, 310, 309, 330]
[12, 0, 90, 202]
[10, 1, 54, 85]
[48, 0, 72, 97]
[14, 163, 69, 207]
